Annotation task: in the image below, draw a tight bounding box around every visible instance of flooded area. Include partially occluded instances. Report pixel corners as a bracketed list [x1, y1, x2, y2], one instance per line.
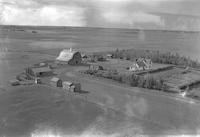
[1, 27, 200, 136]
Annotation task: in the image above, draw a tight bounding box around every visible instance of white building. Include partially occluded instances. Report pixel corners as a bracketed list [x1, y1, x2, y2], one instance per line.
[56, 48, 82, 65]
[129, 58, 152, 71]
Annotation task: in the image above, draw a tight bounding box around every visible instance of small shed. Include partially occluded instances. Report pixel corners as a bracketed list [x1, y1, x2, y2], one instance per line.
[63, 81, 81, 92]
[63, 81, 73, 91]
[50, 77, 62, 87]
[89, 64, 104, 71]
[73, 83, 81, 92]
[107, 54, 113, 59]
[26, 66, 53, 77]
[35, 78, 42, 84]
[9, 79, 20, 86]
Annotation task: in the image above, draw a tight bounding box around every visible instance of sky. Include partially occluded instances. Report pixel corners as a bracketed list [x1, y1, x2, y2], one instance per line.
[0, 0, 200, 30]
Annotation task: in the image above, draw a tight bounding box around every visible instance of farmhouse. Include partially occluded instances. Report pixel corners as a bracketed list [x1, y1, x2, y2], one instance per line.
[56, 48, 82, 65]
[129, 58, 152, 71]
[25, 66, 53, 77]
[50, 77, 62, 87]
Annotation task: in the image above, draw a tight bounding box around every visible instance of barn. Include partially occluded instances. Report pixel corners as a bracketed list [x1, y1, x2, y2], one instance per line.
[56, 48, 82, 65]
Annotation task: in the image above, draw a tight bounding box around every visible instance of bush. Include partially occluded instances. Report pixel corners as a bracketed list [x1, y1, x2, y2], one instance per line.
[110, 49, 200, 69]
[83, 68, 168, 91]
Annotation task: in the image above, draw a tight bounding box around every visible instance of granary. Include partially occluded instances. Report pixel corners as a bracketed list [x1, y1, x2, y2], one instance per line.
[56, 48, 82, 65]
[63, 81, 73, 91]
[63, 81, 81, 92]
[73, 83, 81, 92]
[50, 77, 62, 87]
[25, 66, 53, 77]
[129, 58, 152, 71]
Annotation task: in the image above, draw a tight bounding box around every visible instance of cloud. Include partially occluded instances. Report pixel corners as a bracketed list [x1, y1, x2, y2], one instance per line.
[0, 1, 86, 26]
[102, 10, 164, 27]
[0, 0, 199, 31]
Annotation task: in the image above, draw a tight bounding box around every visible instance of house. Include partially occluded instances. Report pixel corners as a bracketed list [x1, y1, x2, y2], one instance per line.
[129, 58, 152, 71]
[129, 63, 142, 71]
[25, 66, 53, 77]
[143, 58, 152, 69]
[56, 48, 82, 65]
[50, 77, 62, 87]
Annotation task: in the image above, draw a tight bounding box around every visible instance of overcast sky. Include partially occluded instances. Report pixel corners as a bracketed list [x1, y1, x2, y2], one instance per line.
[0, 0, 200, 30]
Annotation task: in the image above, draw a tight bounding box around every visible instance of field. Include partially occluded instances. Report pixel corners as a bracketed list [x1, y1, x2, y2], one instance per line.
[1, 26, 200, 136]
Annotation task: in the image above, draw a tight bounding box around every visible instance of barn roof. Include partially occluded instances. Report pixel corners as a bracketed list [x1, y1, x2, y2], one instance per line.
[56, 48, 79, 62]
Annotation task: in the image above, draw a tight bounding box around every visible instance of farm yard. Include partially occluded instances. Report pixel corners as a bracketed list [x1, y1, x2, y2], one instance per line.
[90, 58, 172, 75]
[84, 57, 200, 95]
[2, 26, 200, 136]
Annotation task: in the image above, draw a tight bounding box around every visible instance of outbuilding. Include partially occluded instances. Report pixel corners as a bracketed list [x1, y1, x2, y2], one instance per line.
[107, 54, 113, 59]
[50, 77, 62, 87]
[56, 48, 82, 65]
[89, 64, 104, 71]
[63, 81, 73, 91]
[9, 79, 20, 86]
[26, 66, 53, 77]
[63, 81, 81, 92]
[73, 83, 81, 92]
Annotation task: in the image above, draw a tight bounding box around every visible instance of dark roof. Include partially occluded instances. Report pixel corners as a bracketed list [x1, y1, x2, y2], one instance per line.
[31, 67, 52, 73]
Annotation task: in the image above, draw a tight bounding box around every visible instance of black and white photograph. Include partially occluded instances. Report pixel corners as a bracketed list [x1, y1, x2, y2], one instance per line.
[0, 0, 200, 136]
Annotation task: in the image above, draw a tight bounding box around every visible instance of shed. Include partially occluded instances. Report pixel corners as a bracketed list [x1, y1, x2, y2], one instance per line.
[56, 48, 82, 65]
[9, 79, 20, 86]
[50, 77, 62, 87]
[107, 54, 113, 59]
[89, 64, 103, 71]
[26, 66, 53, 77]
[63, 81, 81, 92]
[35, 78, 42, 84]
[73, 83, 81, 92]
[63, 81, 73, 91]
